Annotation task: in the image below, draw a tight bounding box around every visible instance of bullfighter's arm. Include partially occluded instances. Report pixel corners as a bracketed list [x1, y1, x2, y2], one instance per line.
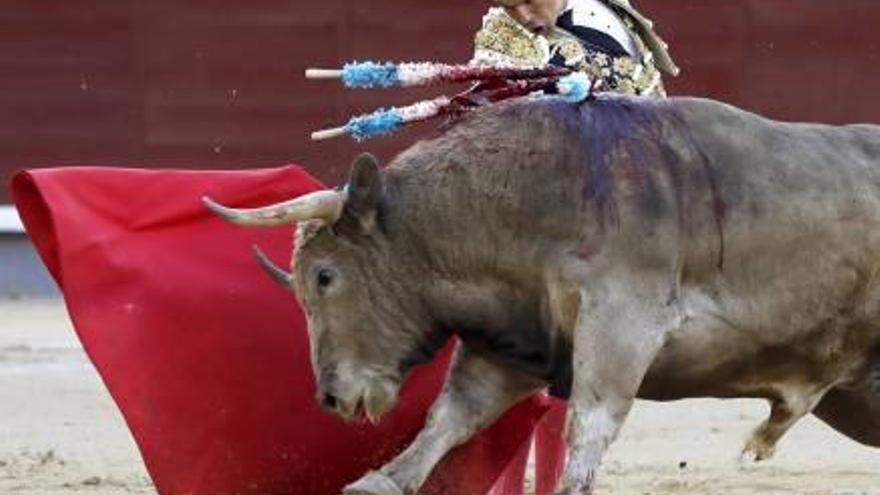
[344, 345, 544, 495]
[558, 269, 680, 495]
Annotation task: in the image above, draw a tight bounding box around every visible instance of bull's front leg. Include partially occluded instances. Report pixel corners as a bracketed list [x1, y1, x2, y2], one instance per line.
[344, 346, 544, 495]
[557, 275, 679, 495]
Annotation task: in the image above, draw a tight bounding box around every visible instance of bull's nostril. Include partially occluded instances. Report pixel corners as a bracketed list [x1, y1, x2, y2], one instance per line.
[321, 393, 339, 410]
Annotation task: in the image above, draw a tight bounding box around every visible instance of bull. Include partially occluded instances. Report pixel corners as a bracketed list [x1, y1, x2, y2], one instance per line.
[204, 95, 880, 494]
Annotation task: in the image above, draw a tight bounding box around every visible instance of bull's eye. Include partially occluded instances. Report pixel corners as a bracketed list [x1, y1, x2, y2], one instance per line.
[316, 268, 334, 289]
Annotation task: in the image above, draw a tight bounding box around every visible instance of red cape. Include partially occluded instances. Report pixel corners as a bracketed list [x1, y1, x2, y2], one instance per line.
[11, 165, 566, 495]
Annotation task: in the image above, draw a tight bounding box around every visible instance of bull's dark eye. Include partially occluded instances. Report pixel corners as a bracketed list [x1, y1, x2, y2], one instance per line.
[316, 269, 334, 289]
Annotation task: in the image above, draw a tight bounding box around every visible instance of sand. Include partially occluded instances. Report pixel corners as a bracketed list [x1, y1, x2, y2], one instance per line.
[0, 300, 154, 495]
[1, 299, 877, 495]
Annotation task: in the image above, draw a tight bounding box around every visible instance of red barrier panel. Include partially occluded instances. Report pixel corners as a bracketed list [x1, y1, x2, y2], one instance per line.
[5, 1, 880, 203]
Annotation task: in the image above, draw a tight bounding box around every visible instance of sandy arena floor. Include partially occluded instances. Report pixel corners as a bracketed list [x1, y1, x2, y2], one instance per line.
[1, 299, 878, 495]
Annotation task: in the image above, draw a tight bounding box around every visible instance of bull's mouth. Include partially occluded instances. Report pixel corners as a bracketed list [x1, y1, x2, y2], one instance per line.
[330, 378, 400, 425]
[334, 396, 363, 422]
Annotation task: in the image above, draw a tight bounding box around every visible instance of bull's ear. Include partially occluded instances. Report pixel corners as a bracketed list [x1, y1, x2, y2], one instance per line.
[340, 153, 383, 233]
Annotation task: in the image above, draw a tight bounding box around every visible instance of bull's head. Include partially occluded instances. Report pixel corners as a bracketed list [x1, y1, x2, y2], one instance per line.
[204, 154, 438, 423]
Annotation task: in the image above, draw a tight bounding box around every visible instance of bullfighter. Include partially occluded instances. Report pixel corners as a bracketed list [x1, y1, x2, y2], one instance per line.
[473, 0, 679, 96]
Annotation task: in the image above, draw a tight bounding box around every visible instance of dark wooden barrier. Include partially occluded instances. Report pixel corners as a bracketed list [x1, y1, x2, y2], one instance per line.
[2, 1, 879, 202]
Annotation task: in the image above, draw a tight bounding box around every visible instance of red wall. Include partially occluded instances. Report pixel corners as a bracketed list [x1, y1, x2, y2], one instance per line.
[2, 1, 880, 202]
[661, 0, 880, 122]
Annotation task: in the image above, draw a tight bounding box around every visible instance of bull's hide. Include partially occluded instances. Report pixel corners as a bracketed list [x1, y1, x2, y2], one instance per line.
[204, 94, 880, 494]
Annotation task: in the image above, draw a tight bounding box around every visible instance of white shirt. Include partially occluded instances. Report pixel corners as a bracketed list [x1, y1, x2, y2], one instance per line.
[562, 0, 639, 56]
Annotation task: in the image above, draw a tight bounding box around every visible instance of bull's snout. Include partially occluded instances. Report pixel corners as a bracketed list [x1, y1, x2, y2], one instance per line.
[319, 391, 340, 411]
[314, 366, 400, 424]
[316, 384, 365, 422]
[316, 367, 342, 412]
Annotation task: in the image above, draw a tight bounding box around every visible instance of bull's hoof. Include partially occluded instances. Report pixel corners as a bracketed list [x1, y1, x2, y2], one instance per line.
[740, 436, 776, 462]
[343, 471, 404, 495]
[553, 486, 594, 495]
[553, 478, 595, 495]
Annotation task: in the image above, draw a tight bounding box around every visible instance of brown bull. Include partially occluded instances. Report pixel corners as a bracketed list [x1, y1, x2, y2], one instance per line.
[205, 95, 880, 494]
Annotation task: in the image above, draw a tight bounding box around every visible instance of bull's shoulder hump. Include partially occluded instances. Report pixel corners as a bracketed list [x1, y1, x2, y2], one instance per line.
[668, 96, 772, 129]
[672, 96, 880, 135]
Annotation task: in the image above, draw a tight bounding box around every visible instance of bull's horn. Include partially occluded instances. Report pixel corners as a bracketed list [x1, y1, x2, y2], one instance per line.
[252, 245, 293, 286]
[202, 190, 346, 226]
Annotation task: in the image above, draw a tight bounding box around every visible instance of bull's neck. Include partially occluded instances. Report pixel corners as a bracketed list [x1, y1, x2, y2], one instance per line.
[416, 249, 573, 389]
[421, 277, 540, 334]
[381, 165, 536, 287]
[380, 165, 559, 368]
